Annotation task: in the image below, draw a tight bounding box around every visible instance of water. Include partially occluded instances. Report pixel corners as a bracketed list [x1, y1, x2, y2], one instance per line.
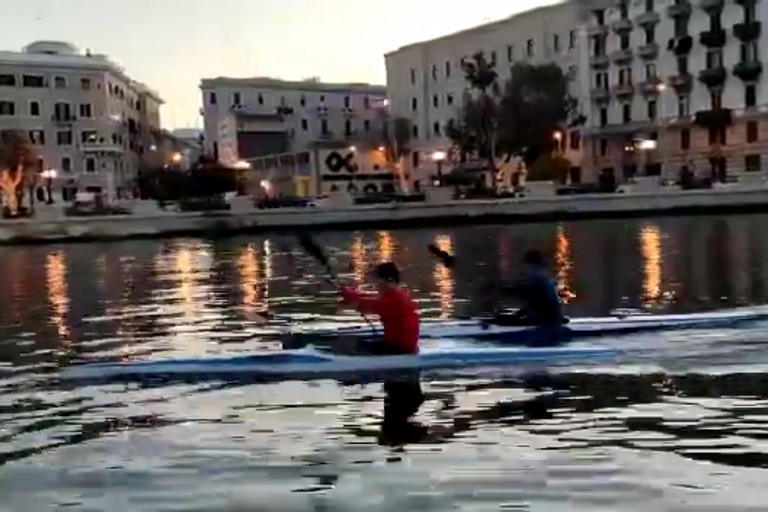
[3, 215, 768, 511]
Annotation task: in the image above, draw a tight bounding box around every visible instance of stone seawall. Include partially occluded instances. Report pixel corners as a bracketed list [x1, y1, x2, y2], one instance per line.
[2, 187, 768, 245]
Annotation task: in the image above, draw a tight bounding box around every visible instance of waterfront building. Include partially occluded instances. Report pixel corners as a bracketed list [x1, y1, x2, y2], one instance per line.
[0, 41, 163, 199]
[582, 0, 768, 182]
[384, 2, 587, 183]
[199, 77, 389, 163]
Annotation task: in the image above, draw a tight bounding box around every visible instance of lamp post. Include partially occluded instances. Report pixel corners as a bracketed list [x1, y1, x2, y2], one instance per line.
[41, 169, 57, 204]
[431, 150, 446, 186]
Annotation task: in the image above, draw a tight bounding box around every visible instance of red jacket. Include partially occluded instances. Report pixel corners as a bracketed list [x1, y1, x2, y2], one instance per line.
[339, 285, 420, 354]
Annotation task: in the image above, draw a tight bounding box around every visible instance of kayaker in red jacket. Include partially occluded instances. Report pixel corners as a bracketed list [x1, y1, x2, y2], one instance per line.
[338, 262, 420, 355]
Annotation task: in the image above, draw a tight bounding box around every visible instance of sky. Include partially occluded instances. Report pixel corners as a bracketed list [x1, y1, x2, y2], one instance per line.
[2, 0, 557, 129]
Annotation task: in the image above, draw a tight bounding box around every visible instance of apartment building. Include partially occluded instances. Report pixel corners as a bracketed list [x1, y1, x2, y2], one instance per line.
[384, 1, 587, 183]
[0, 41, 163, 199]
[583, 0, 767, 181]
[199, 77, 388, 164]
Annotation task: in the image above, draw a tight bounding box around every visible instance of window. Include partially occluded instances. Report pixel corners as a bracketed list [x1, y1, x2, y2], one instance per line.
[647, 100, 657, 120]
[645, 27, 655, 45]
[344, 96, 350, 108]
[54, 102, 72, 121]
[569, 130, 580, 150]
[410, 69, 416, 84]
[645, 0, 654, 12]
[709, 13, 722, 31]
[29, 130, 45, 145]
[433, 121, 441, 136]
[432, 94, 439, 108]
[62, 157, 71, 173]
[594, 9, 605, 25]
[593, 35, 606, 57]
[29, 101, 40, 116]
[257, 93, 265, 105]
[300, 95, 306, 107]
[233, 92, 241, 105]
[677, 56, 689, 74]
[0, 75, 15, 86]
[745, 154, 761, 171]
[79, 103, 92, 118]
[674, 17, 688, 37]
[22, 75, 44, 88]
[319, 95, 325, 103]
[507, 45, 514, 62]
[599, 138, 608, 156]
[599, 107, 608, 127]
[553, 34, 560, 53]
[746, 85, 757, 107]
[619, 0, 628, 18]
[490, 50, 497, 64]
[81, 78, 91, 90]
[209, 92, 217, 105]
[301, 118, 308, 131]
[56, 131, 72, 145]
[680, 129, 690, 150]
[645, 63, 657, 79]
[569, 30, 577, 50]
[620, 34, 630, 50]
[85, 158, 96, 173]
[364, 119, 371, 132]
[706, 50, 723, 69]
[595, 71, 608, 89]
[412, 151, 420, 168]
[622, 103, 632, 123]
[321, 119, 329, 134]
[54, 76, 67, 89]
[432, 65, 438, 81]
[710, 91, 722, 110]
[619, 67, 632, 85]
[0, 101, 15, 116]
[447, 93, 454, 105]
[280, 96, 286, 106]
[411, 97, 418, 111]
[677, 95, 690, 116]
[741, 41, 759, 62]
[363, 96, 370, 109]
[747, 121, 759, 143]
[344, 120, 352, 136]
[81, 131, 97, 144]
[445, 60, 451, 78]
[412, 124, 419, 138]
[526, 39, 534, 57]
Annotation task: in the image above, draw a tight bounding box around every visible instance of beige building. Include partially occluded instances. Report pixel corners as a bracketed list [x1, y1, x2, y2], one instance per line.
[0, 41, 163, 199]
[384, 1, 588, 184]
[583, 0, 767, 182]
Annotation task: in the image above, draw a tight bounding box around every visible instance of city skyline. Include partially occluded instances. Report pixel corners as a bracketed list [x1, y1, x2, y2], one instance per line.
[2, 0, 556, 129]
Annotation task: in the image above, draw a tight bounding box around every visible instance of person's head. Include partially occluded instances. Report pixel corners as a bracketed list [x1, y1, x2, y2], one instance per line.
[522, 249, 547, 270]
[373, 262, 400, 291]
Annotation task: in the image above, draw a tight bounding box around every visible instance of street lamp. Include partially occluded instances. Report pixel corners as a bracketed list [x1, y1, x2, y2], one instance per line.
[170, 151, 183, 165]
[41, 169, 57, 204]
[431, 151, 447, 185]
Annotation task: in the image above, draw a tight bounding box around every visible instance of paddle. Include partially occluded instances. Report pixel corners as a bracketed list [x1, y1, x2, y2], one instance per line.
[427, 243, 455, 269]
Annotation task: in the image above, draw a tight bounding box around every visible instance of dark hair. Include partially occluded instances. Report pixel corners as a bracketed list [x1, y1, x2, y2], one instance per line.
[374, 262, 400, 283]
[522, 249, 546, 266]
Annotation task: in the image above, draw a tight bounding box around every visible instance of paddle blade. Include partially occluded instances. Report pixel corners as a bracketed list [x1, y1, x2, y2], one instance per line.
[297, 234, 329, 267]
[428, 243, 455, 269]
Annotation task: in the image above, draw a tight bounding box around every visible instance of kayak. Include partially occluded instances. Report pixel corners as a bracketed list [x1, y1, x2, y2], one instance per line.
[281, 306, 768, 345]
[57, 340, 618, 384]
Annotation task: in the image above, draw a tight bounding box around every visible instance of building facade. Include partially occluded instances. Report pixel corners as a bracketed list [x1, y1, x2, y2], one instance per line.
[0, 41, 163, 199]
[384, 2, 588, 183]
[199, 77, 389, 164]
[583, 0, 767, 182]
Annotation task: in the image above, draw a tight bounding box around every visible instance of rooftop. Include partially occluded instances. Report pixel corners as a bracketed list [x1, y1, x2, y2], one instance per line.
[200, 76, 386, 94]
[0, 40, 163, 103]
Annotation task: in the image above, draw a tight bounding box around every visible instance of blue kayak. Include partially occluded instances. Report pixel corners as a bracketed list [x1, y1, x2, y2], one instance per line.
[58, 340, 618, 384]
[280, 306, 768, 344]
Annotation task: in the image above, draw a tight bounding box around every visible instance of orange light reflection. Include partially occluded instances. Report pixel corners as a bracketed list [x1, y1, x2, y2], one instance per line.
[432, 234, 455, 319]
[45, 251, 70, 345]
[555, 225, 576, 303]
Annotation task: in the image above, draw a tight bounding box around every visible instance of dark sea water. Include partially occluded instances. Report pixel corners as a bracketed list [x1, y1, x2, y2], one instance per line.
[3, 215, 768, 511]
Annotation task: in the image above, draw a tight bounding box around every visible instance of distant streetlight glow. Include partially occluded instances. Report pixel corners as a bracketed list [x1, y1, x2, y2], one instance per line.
[233, 160, 252, 170]
[637, 139, 657, 150]
[553, 131, 563, 142]
[170, 152, 183, 164]
[431, 150, 447, 162]
[348, 145, 357, 153]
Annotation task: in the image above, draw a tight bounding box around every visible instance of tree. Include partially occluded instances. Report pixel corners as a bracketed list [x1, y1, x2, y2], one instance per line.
[447, 58, 584, 183]
[0, 130, 37, 216]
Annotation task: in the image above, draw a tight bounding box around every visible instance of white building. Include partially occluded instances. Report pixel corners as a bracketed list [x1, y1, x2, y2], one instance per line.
[582, 0, 768, 182]
[0, 41, 163, 199]
[199, 77, 388, 164]
[385, 2, 587, 183]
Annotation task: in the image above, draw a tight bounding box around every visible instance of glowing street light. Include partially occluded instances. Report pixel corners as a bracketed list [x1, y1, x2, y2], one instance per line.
[431, 150, 447, 184]
[348, 145, 357, 153]
[170, 151, 183, 164]
[431, 150, 447, 162]
[233, 160, 252, 170]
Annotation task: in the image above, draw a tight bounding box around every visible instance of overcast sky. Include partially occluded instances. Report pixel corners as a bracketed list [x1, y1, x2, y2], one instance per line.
[2, 0, 557, 128]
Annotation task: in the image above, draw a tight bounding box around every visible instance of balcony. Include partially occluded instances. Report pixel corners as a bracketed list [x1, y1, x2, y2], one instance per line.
[590, 87, 611, 102]
[81, 142, 124, 154]
[52, 114, 76, 124]
[698, 66, 727, 87]
[591, 54, 610, 69]
[638, 42, 659, 60]
[734, 21, 761, 41]
[734, 60, 764, 81]
[611, 18, 633, 33]
[700, 0, 724, 13]
[667, 0, 692, 18]
[610, 48, 633, 64]
[612, 82, 635, 98]
[736, 0, 756, 5]
[636, 11, 660, 27]
[694, 108, 732, 129]
[640, 78, 664, 96]
[699, 29, 727, 48]
[231, 105, 285, 120]
[668, 35, 693, 55]
[670, 73, 693, 92]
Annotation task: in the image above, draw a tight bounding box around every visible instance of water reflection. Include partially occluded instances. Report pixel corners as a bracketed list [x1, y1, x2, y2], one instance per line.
[554, 225, 575, 303]
[237, 243, 262, 316]
[432, 234, 455, 319]
[45, 251, 70, 345]
[350, 234, 366, 284]
[377, 230, 394, 263]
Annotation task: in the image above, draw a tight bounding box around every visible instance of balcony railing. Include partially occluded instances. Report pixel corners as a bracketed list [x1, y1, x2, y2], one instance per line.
[698, 66, 727, 87]
[668, 35, 693, 55]
[638, 42, 660, 60]
[733, 60, 763, 81]
[610, 48, 633, 64]
[734, 21, 761, 41]
[667, 0, 692, 18]
[699, 29, 727, 48]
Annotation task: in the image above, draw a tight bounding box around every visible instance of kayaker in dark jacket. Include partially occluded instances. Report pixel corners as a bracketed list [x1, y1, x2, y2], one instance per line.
[497, 249, 565, 326]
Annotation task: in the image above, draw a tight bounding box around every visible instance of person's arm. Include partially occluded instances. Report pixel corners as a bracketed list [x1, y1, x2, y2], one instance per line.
[339, 285, 385, 315]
